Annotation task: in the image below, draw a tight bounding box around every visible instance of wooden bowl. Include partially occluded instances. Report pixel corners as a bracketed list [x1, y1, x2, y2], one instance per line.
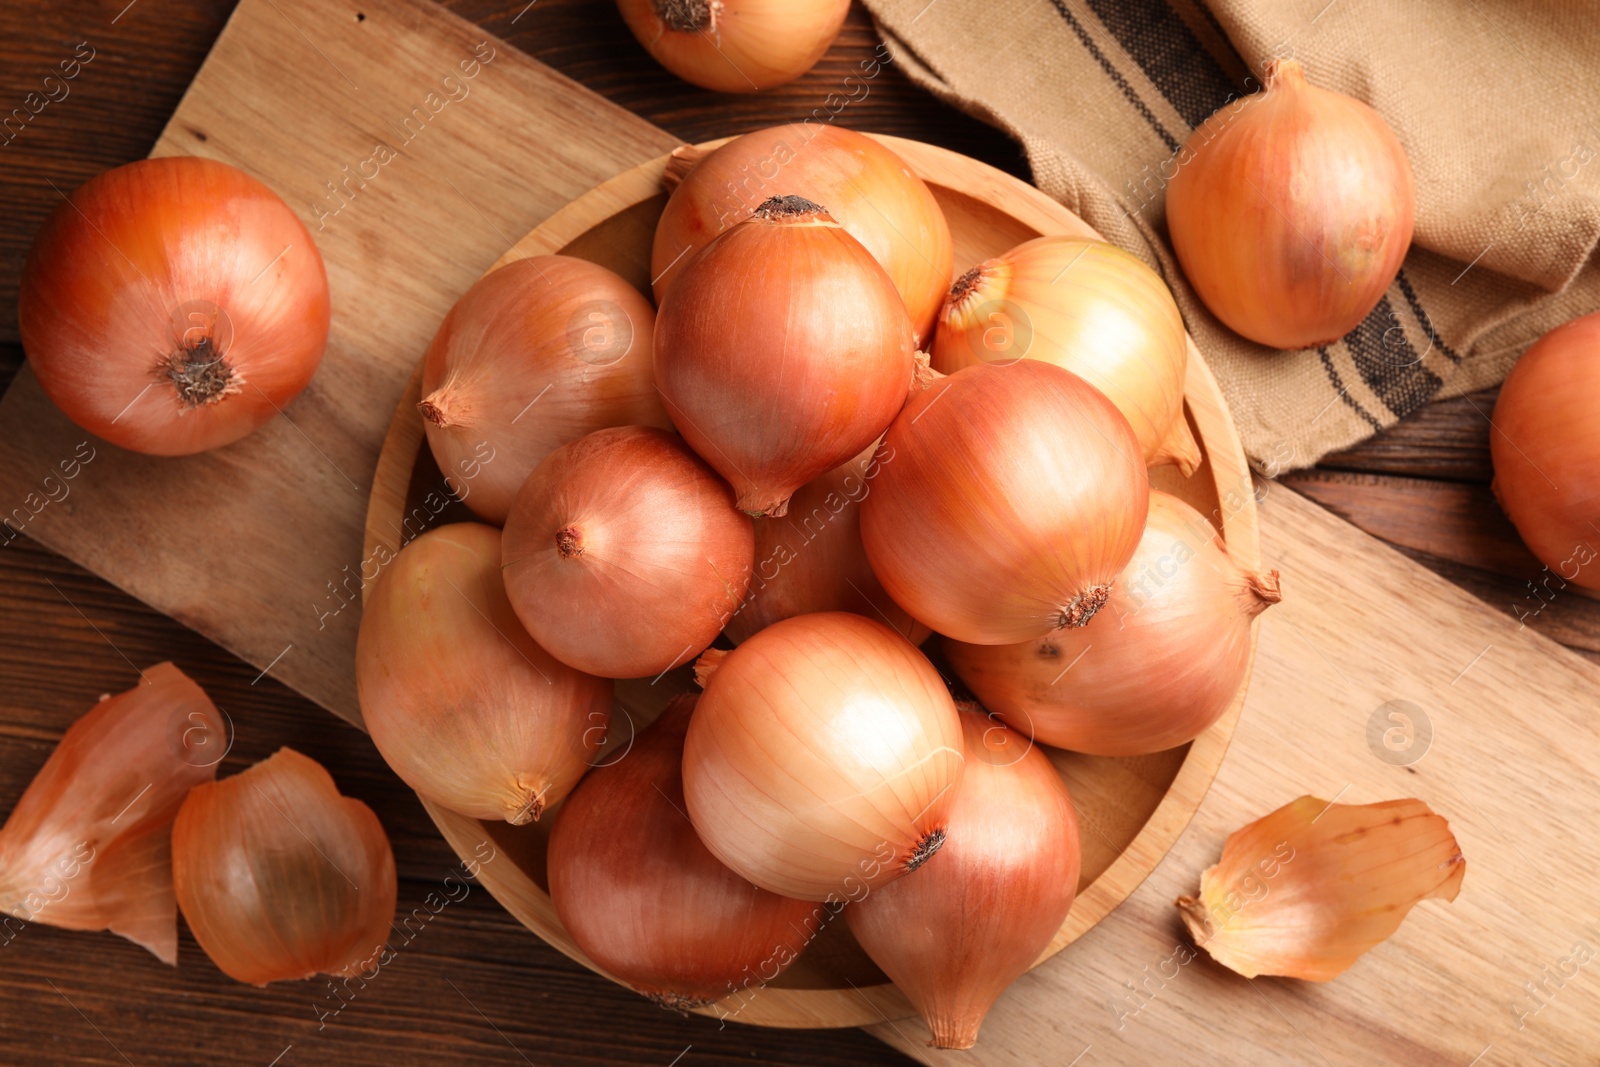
[362, 135, 1260, 1030]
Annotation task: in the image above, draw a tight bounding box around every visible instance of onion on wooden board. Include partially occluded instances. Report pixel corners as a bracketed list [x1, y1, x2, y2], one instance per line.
[615, 0, 850, 93]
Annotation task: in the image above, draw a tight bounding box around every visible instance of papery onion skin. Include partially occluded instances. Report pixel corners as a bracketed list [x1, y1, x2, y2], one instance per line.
[1178, 796, 1465, 981]
[932, 237, 1198, 473]
[726, 441, 930, 646]
[1491, 311, 1600, 589]
[653, 126, 953, 344]
[503, 426, 754, 678]
[0, 663, 224, 964]
[356, 522, 612, 823]
[653, 195, 916, 517]
[172, 748, 397, 986]
[847, 706, 1080, 1050]
[20, 157, 330, 455]
[616, 0, 849, 93]
[549, 693, 814, 1009]
[861, 360, 1149, 645]
[683, 612, 964, 901]
[418, 255, 671, 525]
[946, 491, 1279, 755]
[1165, 59, 1415, 349]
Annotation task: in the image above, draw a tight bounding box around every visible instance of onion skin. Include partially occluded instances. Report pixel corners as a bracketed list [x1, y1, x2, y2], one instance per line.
[20, 157, 330, 455]
[616, 0, 849, 94]
[932, 237, 1198, 474]
[653, 126, 953, 344]
[653, 195, 916, 517]
[0, 663, 224, 964]
[945, 492, 1279, 756]
[356, 523, 612, 823]
[861, 360, 1149, 645]
[502, 426, 754, 678]
[1166, 59, 1415, 349]
[846, 707, 1080, 1050]
[172, 748, 397, 986]
[548, 694, 814, 1009]
[682, 612, 964, 901]
[1491, 311, 1600, 590]
[726, 442, 931, 646]
[418, 256, 671, 524]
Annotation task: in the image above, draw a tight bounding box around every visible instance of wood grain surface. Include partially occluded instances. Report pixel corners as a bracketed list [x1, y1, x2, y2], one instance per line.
[0, 1, 1590, 1065]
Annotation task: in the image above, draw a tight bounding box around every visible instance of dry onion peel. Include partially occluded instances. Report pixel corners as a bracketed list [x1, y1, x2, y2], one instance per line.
[548, 693, 813, 1009]
[946, 491, 1280, 755]
[655, 126, 953, 344]
[846, 705, 1080, 1049]
[418, 255, 670, 525]
[683, 612, 964, 901]
[357, 522, 612, 823]
[1177, 796, 1465, 981]
[172, 748, 397, 986]
[615, 0, 849, 93]
[932, 237, 1198, 474]
[0, 663, 224, 964]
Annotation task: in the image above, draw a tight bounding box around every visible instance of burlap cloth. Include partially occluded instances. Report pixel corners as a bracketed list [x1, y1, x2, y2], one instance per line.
[863, 0, 1600, 472]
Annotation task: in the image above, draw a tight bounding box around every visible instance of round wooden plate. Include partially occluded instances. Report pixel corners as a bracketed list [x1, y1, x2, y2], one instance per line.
[362, 135, 1261, 1030]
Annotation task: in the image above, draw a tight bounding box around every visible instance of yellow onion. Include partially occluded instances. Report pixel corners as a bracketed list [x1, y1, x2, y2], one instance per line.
[726, 442, 929, 646]
[1166, 59, 1415, 348]
[932, 237, 1198, 474]
[654, 125, 953, 344]
[548, 694, 814, 1009]
[0, 663, 224, 964]
[861, 360, 1149, 645]
[945, 491, 1279, 755]
[683, 612, 964, 901]
[172, 748, 397, 986]
[1491, 311, 1600, 589]
[356, 523, 612, 822]
[846, 705, 1080, 1049]
[615, 0, 849, 93]
[418, 255, 670, 524]
[654, 195, 916, 517]
[502, 426, 754, 678]
[1178, 796, 1465, 981]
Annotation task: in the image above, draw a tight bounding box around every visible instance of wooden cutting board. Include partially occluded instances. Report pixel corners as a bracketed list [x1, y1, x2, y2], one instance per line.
[0, 0, 1594, 1062]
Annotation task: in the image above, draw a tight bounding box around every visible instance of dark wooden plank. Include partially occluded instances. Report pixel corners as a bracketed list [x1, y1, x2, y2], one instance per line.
[1314, 388, 1498, 484]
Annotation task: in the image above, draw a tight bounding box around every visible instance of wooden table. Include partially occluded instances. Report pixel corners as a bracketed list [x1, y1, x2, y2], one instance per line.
[0, 3, 1586, 1065]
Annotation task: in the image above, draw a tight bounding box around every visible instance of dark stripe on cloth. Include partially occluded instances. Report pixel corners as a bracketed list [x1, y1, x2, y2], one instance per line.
[1083, 0, 1243, 129]
[1396, 270, 1463, 364]
[1341, 297, 1445, 416]
[1047, 0, 1182, 152]
[1318, 347, 1385, 430]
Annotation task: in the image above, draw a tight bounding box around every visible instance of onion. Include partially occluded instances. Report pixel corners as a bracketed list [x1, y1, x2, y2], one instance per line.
[502, 426, 753, 678]
[615, 0, 849, 93]
[548, 693, 814, 1009]
[654, 195, 916, 517]
[19, 157, 330, 455]
[682, 612, 964, 901]
[653, 125, 953, 344]
[945, 491, 1280, 755]
[1166, 59, 1414, 349]
[1491, 311, 1600, 589]
[172, 748, 396, 986]
[0, 663, 224, 964]
[726, 442, 930, 646]
[861, 360, 1149, 645]
[418, 255, 671, 524]
[932, 237, 1198, 474]
[846, 705, 1080, 1049]
[356, 523, 612, 822]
